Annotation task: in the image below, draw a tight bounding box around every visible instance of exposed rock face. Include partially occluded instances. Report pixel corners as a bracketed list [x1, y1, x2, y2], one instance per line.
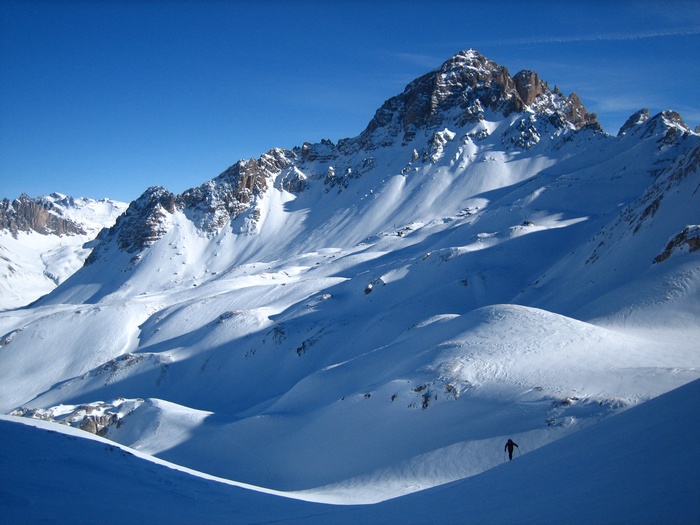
[0, 194, 86, 238]
[625, 110, 694, 146]
[654, 225, 700, 263]
[513, 70, 546, 106]
[78, 414, 119, 436]
[660, 110, 691, 131]
[360, 49, 599, 147]
[11, 399, 132, 437]
[560, 92, 599, 130]
[114, 186, 176, 254]
[618, 109, 651, 136]
[361, 50, 517, 145]
[88, 149, 293, 258]
[180, 148, 291, 231]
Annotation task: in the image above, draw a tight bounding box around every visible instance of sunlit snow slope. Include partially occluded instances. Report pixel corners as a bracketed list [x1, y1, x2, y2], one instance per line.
[1, 51, 698, 509]
[2, 378, 698, 524]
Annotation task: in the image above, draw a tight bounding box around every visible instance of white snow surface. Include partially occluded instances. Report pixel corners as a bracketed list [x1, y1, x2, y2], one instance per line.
[1, 378, 698, 524]
[0, 65, 699, 521]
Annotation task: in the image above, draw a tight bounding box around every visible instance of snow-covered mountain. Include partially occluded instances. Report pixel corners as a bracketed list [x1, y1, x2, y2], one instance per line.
[0, 193, 127, 309]
[1, 49, 698, 520]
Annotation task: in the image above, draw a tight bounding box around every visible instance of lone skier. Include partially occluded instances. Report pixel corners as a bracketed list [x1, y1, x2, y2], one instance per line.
[505, 438, 518, 460]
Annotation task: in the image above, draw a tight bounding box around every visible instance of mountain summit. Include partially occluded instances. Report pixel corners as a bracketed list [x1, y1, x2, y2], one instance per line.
[361, 49, 599, 146]
[2, 50, 699, 507]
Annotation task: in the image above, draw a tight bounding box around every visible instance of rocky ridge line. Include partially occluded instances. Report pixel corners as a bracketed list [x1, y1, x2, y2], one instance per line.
[0, 194, 87, 238]
[89, 50, 685, 260]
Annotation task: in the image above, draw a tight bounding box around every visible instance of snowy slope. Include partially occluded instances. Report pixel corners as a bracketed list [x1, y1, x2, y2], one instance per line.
[1, 378, 698, 524]
[0, 50, 699, 512]
[0, 194, 126, 309]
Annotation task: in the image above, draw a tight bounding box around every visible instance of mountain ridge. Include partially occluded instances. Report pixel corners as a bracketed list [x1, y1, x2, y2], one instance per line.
[77, 50, 697, 282]
[75, 50, 611, 270]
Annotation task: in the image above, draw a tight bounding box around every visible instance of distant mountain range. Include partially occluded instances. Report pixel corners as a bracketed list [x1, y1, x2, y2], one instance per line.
[0, 193, 126, 309]
[1, 49, 698, 519]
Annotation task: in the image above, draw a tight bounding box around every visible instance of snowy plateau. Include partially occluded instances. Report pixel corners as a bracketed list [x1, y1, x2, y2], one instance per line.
[1, 49, 699, 524]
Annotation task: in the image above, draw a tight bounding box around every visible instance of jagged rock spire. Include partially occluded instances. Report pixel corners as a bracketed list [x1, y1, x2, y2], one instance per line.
[513, 70, 546, 106]
[361, 49, 599, 146]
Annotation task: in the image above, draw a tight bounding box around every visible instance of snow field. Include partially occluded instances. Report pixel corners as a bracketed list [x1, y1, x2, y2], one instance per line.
[2, 377, 698, 523]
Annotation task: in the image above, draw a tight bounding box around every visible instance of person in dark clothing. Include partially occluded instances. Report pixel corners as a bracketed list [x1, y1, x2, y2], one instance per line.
[505, 438, 518, 460]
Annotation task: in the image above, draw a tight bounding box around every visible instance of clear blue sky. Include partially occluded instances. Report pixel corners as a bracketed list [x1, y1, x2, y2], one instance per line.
[2, 0, 699, 203]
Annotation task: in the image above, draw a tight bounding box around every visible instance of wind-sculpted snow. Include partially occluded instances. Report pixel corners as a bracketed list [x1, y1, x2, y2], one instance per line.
[1, 50, 699, 512]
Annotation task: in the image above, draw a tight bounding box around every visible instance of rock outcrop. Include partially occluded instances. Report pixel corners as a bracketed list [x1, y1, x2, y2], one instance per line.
[359, 49, 600, 147]
[113, 186, 176, 254]
[180, 148, 291, 231]
[618, 109, 651, 136]
[88, 148, 294, 258]
[513, 69, 547, 106]
[0, 194, 86, 237]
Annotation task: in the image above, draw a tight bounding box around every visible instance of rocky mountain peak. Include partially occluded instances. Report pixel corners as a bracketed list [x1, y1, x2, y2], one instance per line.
[360, 49, 599, 147]
[658, 110, 692, 132]
[617, 109, 694, 146]
[179, 148, 291, 231]
[113, 186, 176, 254]
[618, 109, 650, 136]
[83, 51, 625, 263]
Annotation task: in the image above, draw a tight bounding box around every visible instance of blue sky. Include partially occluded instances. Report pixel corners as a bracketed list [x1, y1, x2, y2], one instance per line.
[2, 0, 699, 203]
